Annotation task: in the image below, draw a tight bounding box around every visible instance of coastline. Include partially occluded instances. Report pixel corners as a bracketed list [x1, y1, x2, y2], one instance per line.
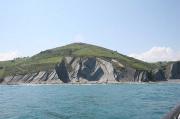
[1, 79, 180, 86]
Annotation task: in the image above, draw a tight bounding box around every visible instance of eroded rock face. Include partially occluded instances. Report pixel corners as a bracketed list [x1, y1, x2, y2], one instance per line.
[0, 78, 4, 83]
[134, 70, 149, 82]
[1, 57, 179, 84]
[78, 58, 103, 81]
[55, 57, 116, 83]
[1, 70, 62, 84]
[55, 57, 153, 83]
[152, 69, 166, 81]
[55, 60, 70, 83]
[114, 67, 136, 82]
[167, 62, 180, 79]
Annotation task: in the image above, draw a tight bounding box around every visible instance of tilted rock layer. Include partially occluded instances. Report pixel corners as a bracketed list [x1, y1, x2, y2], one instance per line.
[0, 57, 180, 84]
[166, 61, 180, 79]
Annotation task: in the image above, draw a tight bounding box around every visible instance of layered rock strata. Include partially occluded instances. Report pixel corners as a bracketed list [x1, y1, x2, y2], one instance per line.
[0, 57, 179, 84]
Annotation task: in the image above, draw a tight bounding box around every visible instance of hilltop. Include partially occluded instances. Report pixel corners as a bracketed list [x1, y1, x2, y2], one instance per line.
[0, 43, 158, 78]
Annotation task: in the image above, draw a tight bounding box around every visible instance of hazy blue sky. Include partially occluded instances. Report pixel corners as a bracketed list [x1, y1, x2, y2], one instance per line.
[0, 0, 179, 62]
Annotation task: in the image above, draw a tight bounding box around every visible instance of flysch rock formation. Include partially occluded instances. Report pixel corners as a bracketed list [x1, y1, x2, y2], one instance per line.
[1, 70, 62, 84]
[0, 57, 180, 84]
[166, 61, 180, 79]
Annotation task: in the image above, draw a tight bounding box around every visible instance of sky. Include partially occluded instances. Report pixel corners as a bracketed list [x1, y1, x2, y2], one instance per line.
[0, 0, 179, 62]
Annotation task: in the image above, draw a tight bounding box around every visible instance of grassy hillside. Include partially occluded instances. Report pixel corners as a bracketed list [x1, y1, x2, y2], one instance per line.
[0, 43, 157, 77]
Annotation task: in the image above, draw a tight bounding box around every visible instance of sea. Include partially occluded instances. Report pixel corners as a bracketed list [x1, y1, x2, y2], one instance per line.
[0, 83, 180, 119]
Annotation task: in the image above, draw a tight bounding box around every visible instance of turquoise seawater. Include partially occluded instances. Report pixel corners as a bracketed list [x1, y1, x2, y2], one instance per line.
[0, 83, 180, 119]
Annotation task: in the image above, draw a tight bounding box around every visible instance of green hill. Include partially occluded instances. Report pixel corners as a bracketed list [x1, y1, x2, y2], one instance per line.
[0, 43, 157, 77]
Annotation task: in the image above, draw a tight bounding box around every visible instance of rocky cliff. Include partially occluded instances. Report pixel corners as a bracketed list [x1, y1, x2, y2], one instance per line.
[0, 70, 62, 84]
[1, 56, 179, 84]
[165, 61, 180, 79]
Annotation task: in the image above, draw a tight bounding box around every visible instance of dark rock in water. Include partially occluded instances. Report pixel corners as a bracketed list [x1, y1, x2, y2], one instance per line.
[162, 104, 180, 119]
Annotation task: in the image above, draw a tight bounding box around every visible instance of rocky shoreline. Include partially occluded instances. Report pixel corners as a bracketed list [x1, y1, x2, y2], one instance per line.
[0, 57, 180, 85]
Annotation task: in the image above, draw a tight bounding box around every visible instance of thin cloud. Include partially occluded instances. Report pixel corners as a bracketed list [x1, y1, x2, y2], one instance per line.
[129, 47, 180, 62]
[0, 51, 19, 61]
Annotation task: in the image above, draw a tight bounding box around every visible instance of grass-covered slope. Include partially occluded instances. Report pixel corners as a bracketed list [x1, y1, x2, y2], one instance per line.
[0, 43, 157, 78]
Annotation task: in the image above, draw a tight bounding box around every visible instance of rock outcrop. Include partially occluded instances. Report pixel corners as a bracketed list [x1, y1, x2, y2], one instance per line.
[57, 57, 116, 83]
[152, 69, 166, 81]
[1, 70, 62, 84]
[166, 61, 180, 79]
[1, 57, 180, 84]
[46, 57, 164, 83]
[134, 70, 149, 82]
